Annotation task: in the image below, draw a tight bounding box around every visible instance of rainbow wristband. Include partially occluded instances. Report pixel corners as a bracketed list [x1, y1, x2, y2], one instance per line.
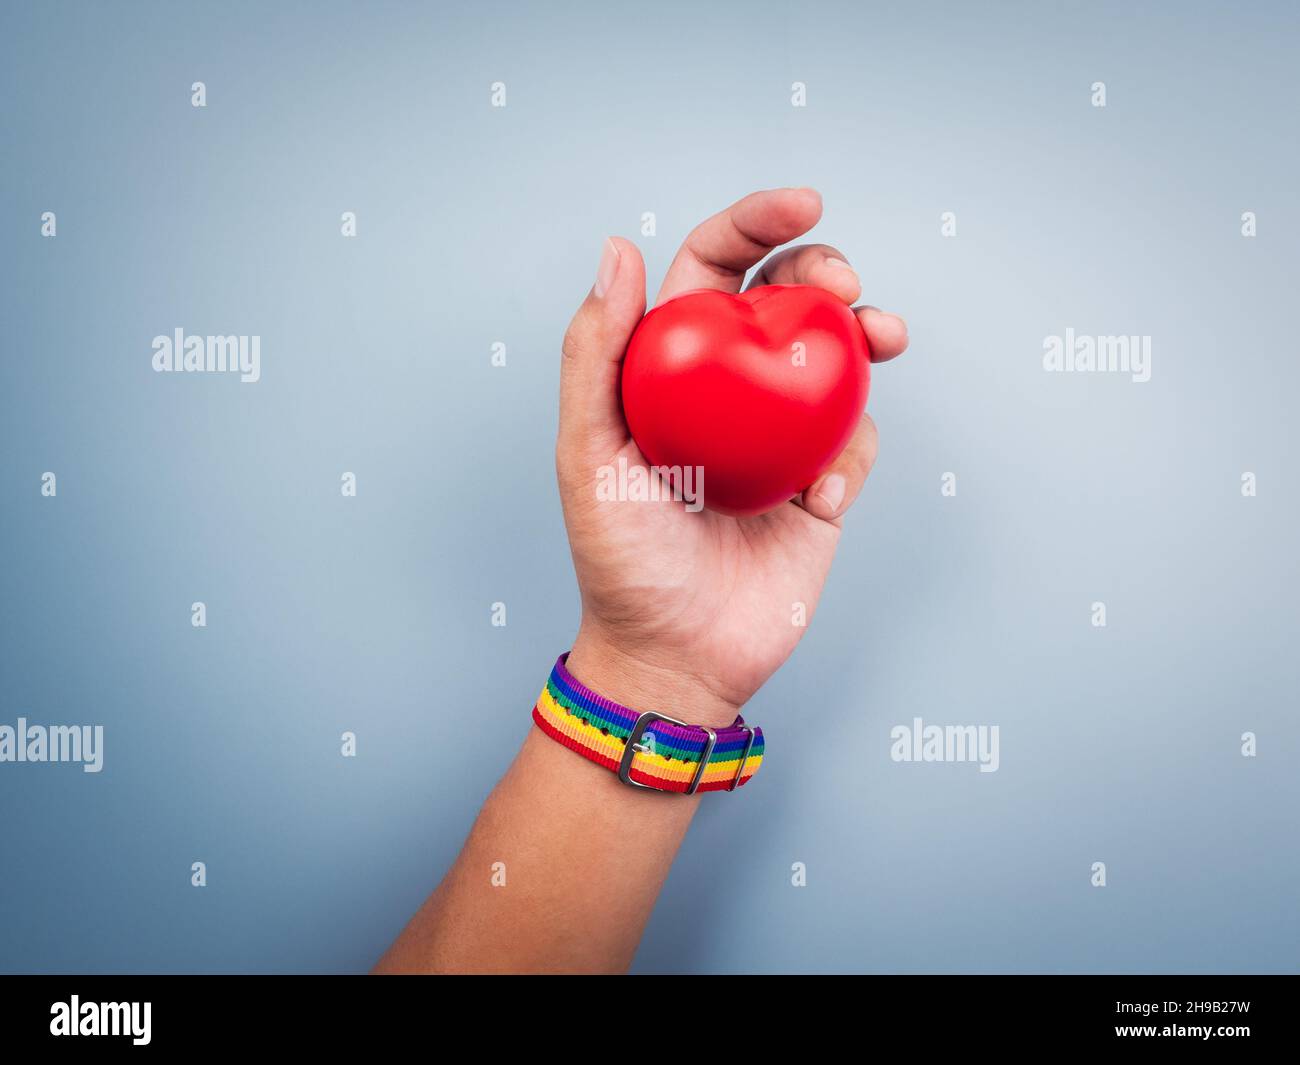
[532, 653, 764, 794]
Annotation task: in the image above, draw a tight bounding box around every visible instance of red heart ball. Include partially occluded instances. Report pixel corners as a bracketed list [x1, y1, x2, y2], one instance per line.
[621, 285, 871, 517]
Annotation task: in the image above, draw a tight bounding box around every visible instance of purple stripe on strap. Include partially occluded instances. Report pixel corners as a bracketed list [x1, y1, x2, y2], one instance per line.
[553, 654, 761, 753]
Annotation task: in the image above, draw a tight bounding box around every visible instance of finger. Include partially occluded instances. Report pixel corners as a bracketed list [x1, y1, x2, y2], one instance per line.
[655, 187, 823, 305]
[798, 414, 879, 524]
[746, 243, 861, 304]
[558, 237, 647, 460]
[855, 306, 909, 362]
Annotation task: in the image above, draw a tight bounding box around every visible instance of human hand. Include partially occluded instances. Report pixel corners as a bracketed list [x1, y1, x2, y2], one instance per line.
[557, 188, 908, 727]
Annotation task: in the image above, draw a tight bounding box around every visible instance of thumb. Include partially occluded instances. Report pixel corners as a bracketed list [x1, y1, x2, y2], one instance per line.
[558, 237, 646, 460]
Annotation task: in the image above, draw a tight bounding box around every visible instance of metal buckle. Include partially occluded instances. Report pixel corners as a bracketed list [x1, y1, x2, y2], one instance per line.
[729, 723, 756, 791]
[619, 711, 716, 795]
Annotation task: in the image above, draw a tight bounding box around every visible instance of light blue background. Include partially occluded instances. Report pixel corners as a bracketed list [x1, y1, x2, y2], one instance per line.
[2, 0, 1296, 973]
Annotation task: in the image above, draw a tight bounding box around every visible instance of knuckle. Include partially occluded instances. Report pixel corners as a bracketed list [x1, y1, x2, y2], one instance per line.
[859, 418, 880, 470]
[561, 320, 587, 361]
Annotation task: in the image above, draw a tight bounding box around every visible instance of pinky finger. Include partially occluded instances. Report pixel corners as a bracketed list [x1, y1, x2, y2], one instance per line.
[797, 413, 880, 525]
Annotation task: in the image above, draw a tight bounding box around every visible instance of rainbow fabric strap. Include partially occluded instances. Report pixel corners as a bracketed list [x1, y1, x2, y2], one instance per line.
[532, 654, 764, 794]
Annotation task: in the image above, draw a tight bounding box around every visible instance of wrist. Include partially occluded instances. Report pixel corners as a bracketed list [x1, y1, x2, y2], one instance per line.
[534, 630, 765, 795]
[566, 625, 743, 730]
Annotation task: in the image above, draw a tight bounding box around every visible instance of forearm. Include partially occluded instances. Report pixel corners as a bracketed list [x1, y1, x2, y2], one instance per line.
[374, 634, 739, 974]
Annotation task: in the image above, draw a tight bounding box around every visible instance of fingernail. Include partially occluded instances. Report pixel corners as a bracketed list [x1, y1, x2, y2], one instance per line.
[814, 472, 846, 514]
[825, 257, 854, 270]
[594, 238, 620, 298]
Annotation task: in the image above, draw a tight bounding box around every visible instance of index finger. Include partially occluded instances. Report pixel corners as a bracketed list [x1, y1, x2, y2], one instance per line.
[654, 188, 823, 306]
